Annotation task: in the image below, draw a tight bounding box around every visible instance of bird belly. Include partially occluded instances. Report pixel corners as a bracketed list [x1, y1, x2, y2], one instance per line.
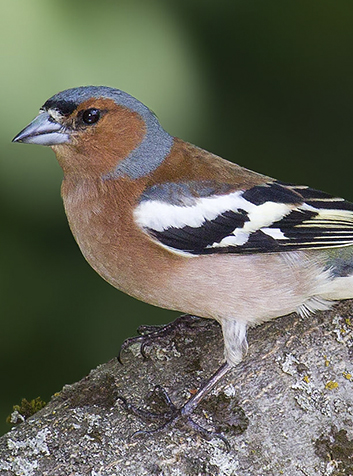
[158, 250, 334, 324]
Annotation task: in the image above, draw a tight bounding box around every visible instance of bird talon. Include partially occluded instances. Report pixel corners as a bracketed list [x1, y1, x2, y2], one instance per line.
[120, 392, 231, 448]
[118, 394, 172, 423]
[130, 418, 174, 440]
[185, 415, 231, 451]
[118, 314, 206, 364]
[118, 365, 232, 446]
[153, 384, 177, 410]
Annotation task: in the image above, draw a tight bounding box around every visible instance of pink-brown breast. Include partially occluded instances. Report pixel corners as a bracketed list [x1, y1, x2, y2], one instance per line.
[60, 174, 184, 303]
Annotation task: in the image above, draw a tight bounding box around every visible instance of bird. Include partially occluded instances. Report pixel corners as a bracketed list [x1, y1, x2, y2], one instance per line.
[13, 86, 353, 441]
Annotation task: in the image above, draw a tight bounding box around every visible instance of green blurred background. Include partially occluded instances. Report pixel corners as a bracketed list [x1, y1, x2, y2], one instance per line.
[1, 0, 353, 435]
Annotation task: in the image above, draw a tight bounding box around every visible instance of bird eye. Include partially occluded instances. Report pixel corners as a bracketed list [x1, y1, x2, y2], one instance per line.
[81, 108, 101, 125]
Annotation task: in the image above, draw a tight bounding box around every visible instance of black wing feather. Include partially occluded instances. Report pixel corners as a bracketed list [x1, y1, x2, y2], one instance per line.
[142, 181, 353, 255]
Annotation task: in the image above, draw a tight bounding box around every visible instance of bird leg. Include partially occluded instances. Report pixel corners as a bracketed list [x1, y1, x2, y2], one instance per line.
[180, 362, 231, 416]
[118, 362, 233, 448]
[118, 314, 213, 363]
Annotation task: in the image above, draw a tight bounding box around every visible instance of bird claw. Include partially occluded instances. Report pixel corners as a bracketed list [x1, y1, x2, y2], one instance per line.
[117, 384, 231, 450]
[117, 318, 231, 448]
[118, 314, 212, 364]
[184, 416, 231, 451]
[117, 385, 177, 423]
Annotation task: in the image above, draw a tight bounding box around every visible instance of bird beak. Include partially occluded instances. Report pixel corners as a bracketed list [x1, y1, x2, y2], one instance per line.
[12, 111, 70, 146]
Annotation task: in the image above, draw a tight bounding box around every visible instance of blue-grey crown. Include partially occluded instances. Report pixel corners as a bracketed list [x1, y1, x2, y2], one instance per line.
[43, 86, 152, 119]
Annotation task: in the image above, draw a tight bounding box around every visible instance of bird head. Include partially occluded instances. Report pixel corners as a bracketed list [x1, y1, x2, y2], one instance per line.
[13, 86, 173, 179]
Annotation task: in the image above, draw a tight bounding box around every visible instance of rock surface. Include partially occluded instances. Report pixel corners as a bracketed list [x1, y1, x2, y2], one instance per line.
[1, 301, 353, 476]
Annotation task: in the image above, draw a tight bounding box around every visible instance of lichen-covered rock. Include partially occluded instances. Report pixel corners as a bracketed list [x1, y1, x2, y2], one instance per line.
[1, 302, 352, 476]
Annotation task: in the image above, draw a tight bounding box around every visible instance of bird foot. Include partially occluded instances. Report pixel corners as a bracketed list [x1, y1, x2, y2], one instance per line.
[117, 384, 231, 449]
[118, 314, 213, 363]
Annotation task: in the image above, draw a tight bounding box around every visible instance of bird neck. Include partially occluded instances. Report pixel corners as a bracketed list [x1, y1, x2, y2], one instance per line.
[103, 113, 174, 180]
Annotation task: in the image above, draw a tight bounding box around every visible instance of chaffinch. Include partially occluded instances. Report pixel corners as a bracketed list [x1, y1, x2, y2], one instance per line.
[13, 86, 353, 439]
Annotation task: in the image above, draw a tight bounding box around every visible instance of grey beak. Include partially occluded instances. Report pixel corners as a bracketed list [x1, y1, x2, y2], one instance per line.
[12, 111, 70, 146]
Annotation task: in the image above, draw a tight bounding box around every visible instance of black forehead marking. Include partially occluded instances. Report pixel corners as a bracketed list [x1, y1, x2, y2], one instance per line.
[42, 99, 78, 116]
[42, 86, 151, 118]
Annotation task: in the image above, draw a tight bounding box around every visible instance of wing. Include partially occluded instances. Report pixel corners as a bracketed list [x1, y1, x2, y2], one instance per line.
[133, 180, 353, 256]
